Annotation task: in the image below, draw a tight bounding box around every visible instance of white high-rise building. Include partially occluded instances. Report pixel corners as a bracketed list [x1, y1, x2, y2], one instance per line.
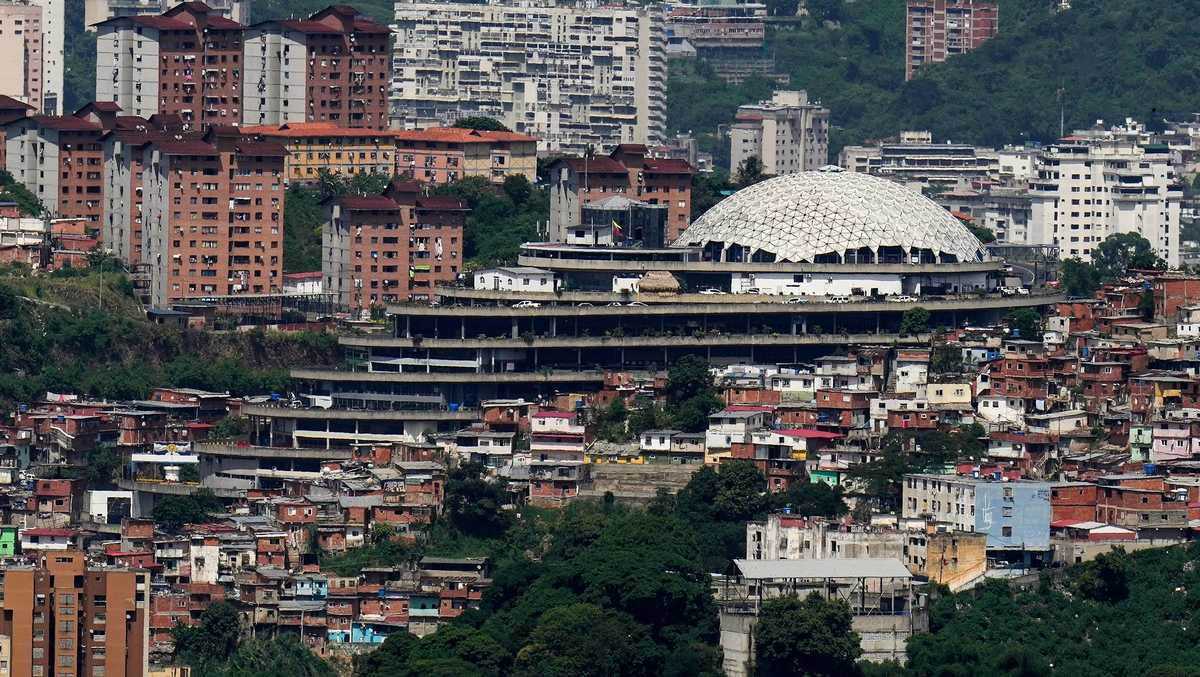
[28, 0, 61, 113]
[390, 0, 668, 155]
[1026, 132, 1181, 266]
[729, 90, 829, 176]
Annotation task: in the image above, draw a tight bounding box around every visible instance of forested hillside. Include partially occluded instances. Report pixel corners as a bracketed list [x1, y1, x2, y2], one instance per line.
[0, 263, 339, 404]
[670, 0, 1200, 161]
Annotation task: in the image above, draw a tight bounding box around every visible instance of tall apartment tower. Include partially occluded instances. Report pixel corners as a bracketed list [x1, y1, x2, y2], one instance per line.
[0, 550, 150, 677]
[728, 90, 829, 176]
[1026, 136, 1181, 267]
[95, 1, 245, 127]
[27, 0, 62, 113]
[140, 125, 285, 305]
[324, 180, 466, 312]
[0, 1, 44, 112]
[905, 0, 998, 81]
[5, 101, 137, 223]
[243, 5, 390, 130]
[391, 0, 668, 155]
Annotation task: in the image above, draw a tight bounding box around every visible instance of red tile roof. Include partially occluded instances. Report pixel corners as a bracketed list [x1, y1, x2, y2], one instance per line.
[0, 95, 33, 111]
[243, 122, 398, 139]
[338, 195, 397, 210]
[415, 196, 467, 211]
[557, 157, 629, 175]
[21, 528, 76, 538]
[643, 158, 693, 175]
[156, 140, 218, 155]
[393, 127, 536, 144]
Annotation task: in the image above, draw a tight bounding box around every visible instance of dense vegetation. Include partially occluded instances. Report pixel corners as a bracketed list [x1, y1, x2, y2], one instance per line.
[1058, 232, 1167, 298]
[0, 264, 339, 404]
[64, 0, 97, 112]
[174, 603, 338, 677]
[669, 0, 1200, 161]
[902, 545, 1200, 677]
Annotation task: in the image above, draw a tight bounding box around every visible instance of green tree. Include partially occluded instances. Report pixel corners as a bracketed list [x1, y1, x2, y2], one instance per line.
[1058, 257, 1100, 298]
[1139, 288, 1156, 320]
[223, 636, 337, 677]
[1007, 307, 1042, 340]
[929, 343, 962, 374]
[754, 593, 862, 677]
[1093, 232, 1166, 281]
[665, 355, 724, 433]
[513, 604, 655, 677]
[1075, 548, 1131, 603]
[283, 184, 324, 273]
[152, 489, 223, 531]
[210, 416, 251, 441]
[453, 116, 511, 132]
[899, 307, 930, 336]
[173, 602, 242, 671]
[445, 462, 510, 538]
[966, 223, 996, 244]
[0, 171, 46, 217]
[734, 155, 766, 187]
[82, 445, 122, 488]
[770, 481, 848, 517]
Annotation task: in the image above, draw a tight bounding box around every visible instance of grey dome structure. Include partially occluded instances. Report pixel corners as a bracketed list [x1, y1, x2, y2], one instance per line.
[674, 169, 987, 265]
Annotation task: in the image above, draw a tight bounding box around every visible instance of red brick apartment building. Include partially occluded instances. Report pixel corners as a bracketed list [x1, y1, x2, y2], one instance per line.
[140, 125, 285, 306]
[95, 1, 244, 127]
[905, 0, 998, 81]
[324, 180, 465, 312]
[548, 145, 695, 243]
[102, 113, 193, 267]
[243, 6, 391, 129]
[5, 102, 143, 223]
[0, 550, 150, 677]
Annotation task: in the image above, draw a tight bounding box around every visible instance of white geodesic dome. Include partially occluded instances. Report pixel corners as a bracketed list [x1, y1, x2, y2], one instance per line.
[675, 169, 987, 264]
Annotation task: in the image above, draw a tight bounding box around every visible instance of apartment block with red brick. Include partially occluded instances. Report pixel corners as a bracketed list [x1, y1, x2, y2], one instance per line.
[548, 145, 693, 244]
[905, 0, 998, 81]
[102, 113, 193, 268]
[5, 102, 144, 224]
[96, 1, 245, 127]
[0, 550, 150, 677]
[243, 5, 390, 130]
[140, 125, 285, 306]
[324, 179, 465, 313]
[609, 143, 694, 241]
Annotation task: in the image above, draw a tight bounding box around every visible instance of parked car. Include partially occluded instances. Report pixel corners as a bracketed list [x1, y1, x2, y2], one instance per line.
[785, 297, 808, 304]
[512, 300, 541, 308]
[626, 302, 647, 307]
[606, 302, 624, 307]
[887, 295, 918, 303]
[576, 302, 593, 307]
[698, 288, 726, 295]
[825, 295, 851, 304]
[744, 287, 765, 295]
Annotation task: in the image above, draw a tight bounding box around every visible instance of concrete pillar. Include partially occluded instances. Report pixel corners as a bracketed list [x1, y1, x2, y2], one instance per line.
[512, 318, 519, 339]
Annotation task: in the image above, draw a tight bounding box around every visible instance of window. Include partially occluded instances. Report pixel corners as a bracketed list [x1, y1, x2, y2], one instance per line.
[1001, 526, 1013, 537]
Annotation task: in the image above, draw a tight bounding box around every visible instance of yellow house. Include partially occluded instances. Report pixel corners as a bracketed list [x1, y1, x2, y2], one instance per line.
[242, 122, 397, 183]
[394, 127, 538, 185]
